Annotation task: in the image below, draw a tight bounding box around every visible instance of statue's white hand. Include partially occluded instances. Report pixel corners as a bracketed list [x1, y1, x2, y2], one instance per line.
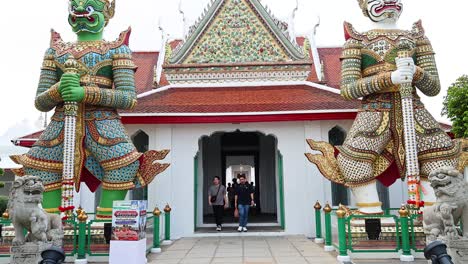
[392, 57, 416, 84]
[391, 57, 416, 84]
[396, 57, 416, 75]
[391, 68, 414, 84]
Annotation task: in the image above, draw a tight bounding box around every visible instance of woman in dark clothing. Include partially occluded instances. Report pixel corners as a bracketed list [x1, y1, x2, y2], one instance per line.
[208, 176, 228, 231]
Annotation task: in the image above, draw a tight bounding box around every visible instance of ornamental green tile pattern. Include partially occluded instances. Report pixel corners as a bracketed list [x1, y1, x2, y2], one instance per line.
[183, 0, 290, 64]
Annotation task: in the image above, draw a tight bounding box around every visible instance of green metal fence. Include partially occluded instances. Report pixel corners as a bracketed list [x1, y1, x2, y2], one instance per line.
[0, 219, 12, 258]
[408, 213, 426, 253]
[0, 206, 172, 260]
[316, 204, 420, 260]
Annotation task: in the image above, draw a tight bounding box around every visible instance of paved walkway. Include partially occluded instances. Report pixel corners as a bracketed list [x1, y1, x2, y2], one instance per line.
[148, 236, 429, 264]
[148, 236, 337, 264]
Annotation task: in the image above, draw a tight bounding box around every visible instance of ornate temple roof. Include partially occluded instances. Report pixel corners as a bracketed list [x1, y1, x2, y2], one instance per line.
[170, 0, 306, 64]
[123, 84, 359, 115]
[162, 0, 313, 84]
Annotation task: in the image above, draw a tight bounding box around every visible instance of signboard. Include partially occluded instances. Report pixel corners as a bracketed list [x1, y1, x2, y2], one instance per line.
[111, 200, 148, 241]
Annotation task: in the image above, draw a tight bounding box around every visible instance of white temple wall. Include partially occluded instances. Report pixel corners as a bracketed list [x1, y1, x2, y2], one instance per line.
[123, 119, 402, 238]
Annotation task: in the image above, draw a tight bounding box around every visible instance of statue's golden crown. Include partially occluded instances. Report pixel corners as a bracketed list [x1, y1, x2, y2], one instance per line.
[102, 0, 115, 24]
[357, 0, 369, 17]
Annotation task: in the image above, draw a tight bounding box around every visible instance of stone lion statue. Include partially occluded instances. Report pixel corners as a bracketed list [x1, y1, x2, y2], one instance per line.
[423, 167, 468, 242]
[8, 176, 63, 246]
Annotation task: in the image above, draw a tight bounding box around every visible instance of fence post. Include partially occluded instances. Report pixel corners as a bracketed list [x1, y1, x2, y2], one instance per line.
[336, 205, 351, 263]
[323, 203, 334, 251]
[162, 204, 173, 245]
[75, 209, 88, 264]
[399, 205, 415, 262]
[2, 209, 9, 220]
[151, 207, 162, 253]
[314, 201, 324, 244]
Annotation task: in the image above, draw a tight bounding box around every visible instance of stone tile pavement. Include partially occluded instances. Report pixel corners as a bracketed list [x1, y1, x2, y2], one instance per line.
[147, 236, 428, 264]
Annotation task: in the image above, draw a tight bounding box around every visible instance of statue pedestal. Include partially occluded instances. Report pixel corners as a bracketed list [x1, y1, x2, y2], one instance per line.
[10, 242, 52, 264]
[109, 239, 147, 264]
[448, 238, 468, 264]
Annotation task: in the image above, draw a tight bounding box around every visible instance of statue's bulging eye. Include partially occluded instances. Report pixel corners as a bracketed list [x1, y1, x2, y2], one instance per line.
[86, 6, 95, 13]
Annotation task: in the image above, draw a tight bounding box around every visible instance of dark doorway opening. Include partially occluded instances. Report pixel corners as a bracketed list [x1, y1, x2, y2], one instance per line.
[199, 130, 279, 226]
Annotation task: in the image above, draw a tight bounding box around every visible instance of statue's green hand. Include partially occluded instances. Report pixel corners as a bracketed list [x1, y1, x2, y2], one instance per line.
[59, 73, 80, 93]
[59, 73, 84, 102]
[62, 85, 85, 102]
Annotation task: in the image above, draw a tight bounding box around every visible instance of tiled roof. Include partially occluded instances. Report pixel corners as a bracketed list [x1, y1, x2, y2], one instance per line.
[12, 130, 44, 147]
[133, 51, 159, 94]
[318, 47, 342, 89]
[15, 130, 44, 140]
[303, 47, 341, 88]
[123, 85, 359, 114]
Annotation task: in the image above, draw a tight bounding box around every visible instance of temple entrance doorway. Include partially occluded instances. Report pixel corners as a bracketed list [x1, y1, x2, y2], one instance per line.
[194, 130, 284, 230]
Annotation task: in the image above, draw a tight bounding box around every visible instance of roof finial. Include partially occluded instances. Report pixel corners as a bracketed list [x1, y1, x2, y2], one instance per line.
[288, 0, 300, 43]
[308, 16, 323, 82]
[155, 18, 168, 87]
[179, 0, 187, 37]
[313, 16, 321, 35]
[158, 18, 165, 37]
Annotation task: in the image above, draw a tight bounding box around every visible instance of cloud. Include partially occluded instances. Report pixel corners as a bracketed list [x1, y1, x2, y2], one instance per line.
[0, 0, 463, 137]
[0, 117, 44, 146]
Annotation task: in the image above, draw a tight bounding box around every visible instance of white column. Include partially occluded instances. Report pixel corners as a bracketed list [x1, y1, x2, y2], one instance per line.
[79, 183, 95, 213]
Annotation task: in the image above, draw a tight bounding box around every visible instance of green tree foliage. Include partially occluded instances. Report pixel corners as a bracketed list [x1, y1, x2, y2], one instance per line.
[0, 196, 7, 215]
[442, 75, 468, 138]
[0, 168, 4, 188]
[0, 169, 7, 214]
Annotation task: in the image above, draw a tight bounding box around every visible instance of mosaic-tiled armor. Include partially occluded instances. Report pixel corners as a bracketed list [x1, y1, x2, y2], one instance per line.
[11, 0, 169, 219]
[306, 0, 464, 215]
[337, 21, 460, 189]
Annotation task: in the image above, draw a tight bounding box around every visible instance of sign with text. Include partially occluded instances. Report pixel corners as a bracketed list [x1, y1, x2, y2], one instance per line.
[111, 200, 148, 241]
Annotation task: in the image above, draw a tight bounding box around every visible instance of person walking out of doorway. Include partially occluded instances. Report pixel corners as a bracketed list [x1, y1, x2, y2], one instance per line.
[235, 175, 254, 232]
[208, 176, 228, 231]
[227, 183, 235, 209]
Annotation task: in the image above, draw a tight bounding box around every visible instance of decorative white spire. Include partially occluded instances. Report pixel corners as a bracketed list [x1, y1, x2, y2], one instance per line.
[179, 0, 187, 37]
[288, 0, 299, 44]
[155, 19, 168, 86]
[308, 16, 323, 82]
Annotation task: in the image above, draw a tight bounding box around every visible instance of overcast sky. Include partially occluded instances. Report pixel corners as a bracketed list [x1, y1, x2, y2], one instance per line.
[0, 0, 467, 147]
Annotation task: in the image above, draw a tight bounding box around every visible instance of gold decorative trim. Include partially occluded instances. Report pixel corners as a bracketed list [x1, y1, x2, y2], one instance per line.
[459, 138, 468, 172]
[341, 48, 361, 60]
[48, 83, 63, 102]
[80, 75, 113, 87]
[41, 59, 56, 70]
[356, 202, 383, 208]
[51, 28, 132, 58]
[45, 182, 62, 192]
[45, 208, 60, 213]
[305, 140, 345, 185]
[95, 214, 113, 220]
[413, 66, 424, 83]
[73, 102, 86, 192]
[102, 181, 135, 190]
[112, 58, 136, 70]
[100, 151, 142, 171]
[418, 142, 461, 162]
[10, 154, 62, 172]
[96, 207, 113, 212]
[363, 63, 396, 78]
[84, 86, 103, 105]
